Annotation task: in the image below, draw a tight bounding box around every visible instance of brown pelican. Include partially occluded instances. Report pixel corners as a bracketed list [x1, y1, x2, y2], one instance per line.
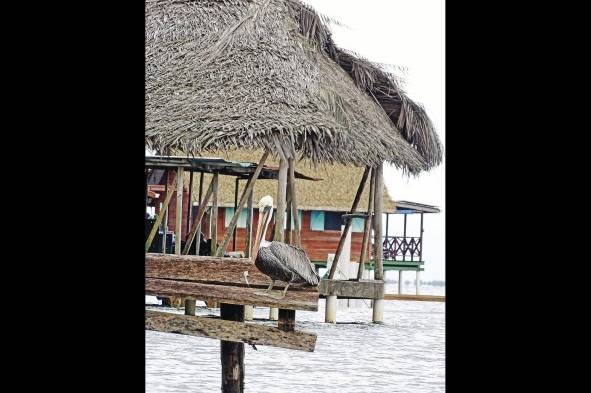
[251, 196, 319, 297]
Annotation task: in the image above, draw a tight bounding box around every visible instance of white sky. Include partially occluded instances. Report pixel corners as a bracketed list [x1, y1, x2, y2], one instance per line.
[303, 0, 445, 281]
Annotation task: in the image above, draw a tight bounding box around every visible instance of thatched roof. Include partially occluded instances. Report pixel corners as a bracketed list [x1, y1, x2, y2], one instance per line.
[183, 150, 396, 212]
[145, 0, 442, 174]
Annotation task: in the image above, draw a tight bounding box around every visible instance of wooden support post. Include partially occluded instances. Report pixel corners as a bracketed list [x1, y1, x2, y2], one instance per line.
[416, 270, 421, 295]
[398, 270, 403, 294]
[357, 167, 374, 280]
[145, 172, 178, 252]
[372, 298, 384, 323]
[244, 305, 254, 321]
[403, 213, 407, 261]
[244, 189, 254, 321]
[216, 152, 270, 257]
[373, 163, 384, 323]
[325, 295, 337, 323]
[278, 309, 296, 332]
[419, 213, 424, 261]
[245, 189, 254, 258]
[288, 158, 301, 247]
[211, 173, 219, 256]
[328, 167, 370, 279]
[186, 170, 194, 242]
[274, 158, 288, 242]
[175, 167, 184, 255]
[182, 177, 215, 255]
[220, 303, 245, 393]
[162, 170, 170, 253]
[286, 176, 292, 245]
[233, 177, 239, 251]
[270, 156, 288, 321]
[373, 164, 384, 281]
[185, 299, 196, 316]
[196, 172, 204, 255]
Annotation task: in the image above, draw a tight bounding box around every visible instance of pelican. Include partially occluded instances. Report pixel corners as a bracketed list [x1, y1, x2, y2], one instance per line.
[251, 196, 319, 298]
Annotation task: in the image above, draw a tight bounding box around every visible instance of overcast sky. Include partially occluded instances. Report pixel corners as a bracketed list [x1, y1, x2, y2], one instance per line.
[303, 0, 445, 281]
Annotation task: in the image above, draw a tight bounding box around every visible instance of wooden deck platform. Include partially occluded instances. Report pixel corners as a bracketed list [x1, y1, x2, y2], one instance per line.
[145, 253, 319, 352]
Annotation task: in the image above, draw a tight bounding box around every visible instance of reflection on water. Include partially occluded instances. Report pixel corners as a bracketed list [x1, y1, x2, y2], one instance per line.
[146, 284, 445, 392]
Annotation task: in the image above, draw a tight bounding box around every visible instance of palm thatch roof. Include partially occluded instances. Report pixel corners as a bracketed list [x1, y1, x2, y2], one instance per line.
[183, 150, 396, 212]
[145, 0, 442, 174]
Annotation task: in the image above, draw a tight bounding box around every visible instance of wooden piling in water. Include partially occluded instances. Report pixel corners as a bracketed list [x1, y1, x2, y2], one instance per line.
[220, 303, 245, 393]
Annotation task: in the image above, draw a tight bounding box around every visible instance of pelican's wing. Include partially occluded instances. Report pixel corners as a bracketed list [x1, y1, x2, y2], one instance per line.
[268, 242, 320, 286]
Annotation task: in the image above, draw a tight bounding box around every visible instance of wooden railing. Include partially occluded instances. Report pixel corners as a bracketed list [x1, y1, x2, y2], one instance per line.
[382, 236, 422, 261]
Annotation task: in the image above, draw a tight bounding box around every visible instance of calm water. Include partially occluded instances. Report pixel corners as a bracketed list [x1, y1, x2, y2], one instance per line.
[146, 284, 445, 392]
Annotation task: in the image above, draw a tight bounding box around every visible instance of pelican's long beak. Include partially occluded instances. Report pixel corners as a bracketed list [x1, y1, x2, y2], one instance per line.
[252, 205, 271, 260]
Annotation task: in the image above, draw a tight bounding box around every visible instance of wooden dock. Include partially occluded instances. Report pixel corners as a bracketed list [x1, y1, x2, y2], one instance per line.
[383, 293, 445, 302]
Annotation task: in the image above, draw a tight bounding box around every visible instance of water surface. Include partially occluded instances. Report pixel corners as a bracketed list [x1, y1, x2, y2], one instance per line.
[146, 284, 445, 392]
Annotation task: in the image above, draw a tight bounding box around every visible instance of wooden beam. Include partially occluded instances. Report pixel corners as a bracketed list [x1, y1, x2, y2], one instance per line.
[145, 278, 319, 311]
[373, 164, 384, 281]
[216, 151, 270, 257]
[175, 167, 184, 255]
[357, 167, 375, 280]
[182, 177, 215, 255]
[145, 310, 317, 352]
[327, 167, 370, 279]
[210, 173, 219, 256]
[318, 279, 384, 299]
[145, 172, 178, 252]
[146, 253, 299, 288]
[383, 294, 445, 302]
[288, 158, 301, 247]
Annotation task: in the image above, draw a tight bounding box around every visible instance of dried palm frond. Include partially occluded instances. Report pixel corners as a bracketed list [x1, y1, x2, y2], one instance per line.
[145, 0, 442, 173]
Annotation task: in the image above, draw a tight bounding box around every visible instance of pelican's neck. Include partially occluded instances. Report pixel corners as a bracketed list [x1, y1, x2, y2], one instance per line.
[260, 239, 271, 248]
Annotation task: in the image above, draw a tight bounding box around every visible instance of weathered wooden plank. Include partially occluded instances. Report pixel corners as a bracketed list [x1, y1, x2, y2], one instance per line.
[318, 279, 384, 299]
[145, 310, 317, 352]
[383, 294, 445, 302]
[145, 279, 319, 311]
[145, 253, 316, 290]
